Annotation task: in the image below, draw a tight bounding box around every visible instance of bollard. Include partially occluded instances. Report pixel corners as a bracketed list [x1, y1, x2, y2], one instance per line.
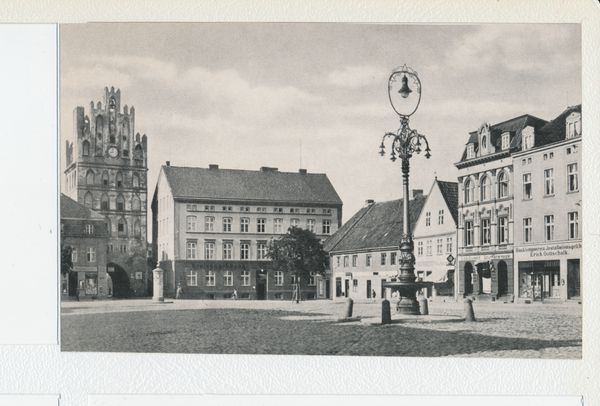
[419, 297, 429, 315]
[464, 298, 476, 322]
[381, 299, 392, 325]
[343, 298, 354, 318]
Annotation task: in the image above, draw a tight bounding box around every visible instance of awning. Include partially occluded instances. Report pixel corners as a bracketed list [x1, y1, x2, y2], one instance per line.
[422, 268, 449, 283]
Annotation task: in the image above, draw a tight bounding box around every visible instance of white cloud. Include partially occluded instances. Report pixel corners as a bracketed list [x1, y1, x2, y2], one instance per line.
[328, 65, 387, 88]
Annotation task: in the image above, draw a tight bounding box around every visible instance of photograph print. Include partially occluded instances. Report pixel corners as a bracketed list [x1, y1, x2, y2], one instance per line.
[60, 23, 582, 358]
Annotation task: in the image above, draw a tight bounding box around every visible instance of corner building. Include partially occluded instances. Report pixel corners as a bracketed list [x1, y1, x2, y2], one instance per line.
[63, 87, 149, 297]
[512, 105, 581, 302]
[455, 114, 548, 301]
[152, 164, 342, 300]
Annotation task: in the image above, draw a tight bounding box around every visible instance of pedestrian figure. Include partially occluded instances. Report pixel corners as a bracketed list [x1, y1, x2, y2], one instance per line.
[232, 289, 238, 300]
[372, 289, 376, 300]
[176, 283, 182, 299]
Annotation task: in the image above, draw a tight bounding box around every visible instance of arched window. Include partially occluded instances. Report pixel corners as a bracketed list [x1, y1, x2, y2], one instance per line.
[118, 217, 128, 237]
[86, 169, 94, 185]
[96, 115, 104, 139]
[132, 173, 139, 188]
[84, 192, 93, 208]
[481, 176, 491, 201]
[82, 140, 90, 156]
[134, 220, 141, 237]
[116, 194, 125, 211]
[116, 171, 123, 188]
[481, 135, 487, 149]
[498, 172, 509, 198]
[101, 193, 110, 210]
[104, 217, 111, 237]
[132, 195, 141, 211]
[464, 179, 474, 204]
[134, 144, 143, 159]
[102, 171, 109, 186]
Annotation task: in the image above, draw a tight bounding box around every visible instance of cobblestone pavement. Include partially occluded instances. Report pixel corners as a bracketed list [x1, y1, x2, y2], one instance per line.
[61, 299, 581, 358]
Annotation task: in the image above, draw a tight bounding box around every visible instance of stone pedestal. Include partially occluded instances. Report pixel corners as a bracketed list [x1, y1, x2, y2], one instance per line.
[153, 267, 164, 302]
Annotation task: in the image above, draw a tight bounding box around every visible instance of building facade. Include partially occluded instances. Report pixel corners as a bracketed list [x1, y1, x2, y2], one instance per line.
[63, 87, 149, 297]
[512, 105, 582, 302]
[455, 114, 548, 301]
[61, 194, 109, 299]
[325, 191, 427, 301]
[413, 179, 458, 300]
[152, 164, 342, 300]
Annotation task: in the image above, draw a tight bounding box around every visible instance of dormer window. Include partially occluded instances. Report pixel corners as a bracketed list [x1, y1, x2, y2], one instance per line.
[481, 136, 487, 150]
[566, 112, 581, 139]
[502, 133, 510, 150]
[467, 144, 475, 159]
[522, 127, 535, 151]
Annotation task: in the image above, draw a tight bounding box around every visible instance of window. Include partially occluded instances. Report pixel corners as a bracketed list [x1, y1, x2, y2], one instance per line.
[134, 221, 141, 237]
[222, 206, 232, 212]
[446, 237, 452, 253]
[543, 153, 548, 160]
[352, 255, 357, 267]
[240, 218, 249, 233]
[132, 196, 140, 211]
[205, 242, 215, 260]
[205, 205, 215, 211]
[205, 270, 215, 286]
[291, 275, 297, 285]
[464, 180, 474, 204]
[186, 216, 197, 232]
[498, 217, 508, 244]
[425, 212, 431, 226]
[186, 241, 197, 259]
[481, 176, 491, 201]
[437, 239, 443, 255]
[549, 152, 554, 159]
[240, 206, 250, 212]
[102, 172, 109, 186]
[567, 147, 572, 155]
[101, 194, 109, 210]
[568, 163, 578, 192]
[438, 210, 444, 225]
[85, 224, 94, 234]
[306, 219, 315, 232]
[544, 169, 554, 196]
[523, 218, 532, 243]
[116, 172, 123, 188]
[205, 217, 214, 232]
[86, 169, 94, 185]
[257, 243, 267, 260]
[224, 271, 233, 286]
[336, 256, 340, 267]
[523, 174, 532, 199]
[84, 192, 93, 208]
[426, 240, 432, 256]
[119, 244, 127, 253]
[309, 272, 316, 285]
[222, 243, 233, 260]
[481, 219, 491, 244]
[240, 243, 250, 260]
[465, 221, 474, 246]
[187, 270, 197, 286]
[241, 271, 251, 286]
[502, 133, 510, 150]
[481, 135, 487, 149]
[391, 252, 397, 265]
[275, 271, 284, 286]
[71, 247, 78, 263]
[118, 218, 127, 236]
[257, 218, 266, 233]
[116, 194, 125, 211]
[417, 241, 423, 256]
[352, 279, 358, 292]
[290, 218, 299, 228]
[274, 219, 283, 233]
[273, 207, 283, 213]
[568, 212, 579, 239]
[82, 140, 90, 156]
[523, 133, 533, 150]
[545, 215, 554, 241]
[366, 254, 372, 267]
[381, 253, 387, 265]
[467, 144, 474, 159]
[498, 172, 509, 198]
[132, 173, 139, 188]
[86, 247, 96, 262]
[223, 218, 232, 232]
[322, 220, 331, 234]
[343, 256, 349, 267]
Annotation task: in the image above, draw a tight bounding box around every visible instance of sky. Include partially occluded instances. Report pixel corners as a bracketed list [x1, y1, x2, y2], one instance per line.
[60, 23, 581, 228]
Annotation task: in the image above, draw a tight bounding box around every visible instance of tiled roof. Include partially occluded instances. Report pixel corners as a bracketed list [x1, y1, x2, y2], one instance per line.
[60, 194, 104, 220]
[324, 194, 427, 253]
[161, 166, 342, 205]
[436, 180, 459, 225]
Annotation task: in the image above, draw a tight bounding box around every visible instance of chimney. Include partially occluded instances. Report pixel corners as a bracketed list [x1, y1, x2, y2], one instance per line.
[411, 189, 423, 199]
[365, 199, 375, 206]
[166, 161, 170, 166]
[209, 164, 219, 170]
[299, 169, 307, 174]
[260, 166, 278, 172]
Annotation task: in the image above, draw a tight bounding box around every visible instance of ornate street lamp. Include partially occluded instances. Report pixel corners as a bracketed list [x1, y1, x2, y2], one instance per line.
[380, 65, 432, 315]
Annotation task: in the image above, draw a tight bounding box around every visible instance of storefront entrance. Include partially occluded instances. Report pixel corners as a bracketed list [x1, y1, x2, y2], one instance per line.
[567, 259, 580, 299]
[519, 261, 561, 301]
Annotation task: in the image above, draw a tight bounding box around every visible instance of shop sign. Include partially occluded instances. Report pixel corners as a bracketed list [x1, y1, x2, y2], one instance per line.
[73, 266, 97, 273]
[515, 242, 581, 258]
[460, 253, 512, 262]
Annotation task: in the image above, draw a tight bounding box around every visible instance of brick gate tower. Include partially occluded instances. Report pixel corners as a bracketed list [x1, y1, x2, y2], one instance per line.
[64, 87, 149, 297]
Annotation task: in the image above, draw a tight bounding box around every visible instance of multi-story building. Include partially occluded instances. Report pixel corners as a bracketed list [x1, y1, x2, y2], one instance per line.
[413, 179, 458, 300]
[60, 194, 109, 299]
[63, 87, 149, 297]
[151, 163, 342, 300]
[455, 114, 548, 300]
[324, 191, 427, 300]
[512, 105, 581, 302]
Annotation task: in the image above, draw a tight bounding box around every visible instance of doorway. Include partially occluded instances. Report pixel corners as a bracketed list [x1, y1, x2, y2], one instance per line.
[464, 262, 473, 294]
[344, 279, 350, 298]
[366, 280, 372, 298]
[497, 260, 508, 296]
[256, 274, 266, 300]
[325, 280, 331, 299]
[567, 259, 580, 299]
